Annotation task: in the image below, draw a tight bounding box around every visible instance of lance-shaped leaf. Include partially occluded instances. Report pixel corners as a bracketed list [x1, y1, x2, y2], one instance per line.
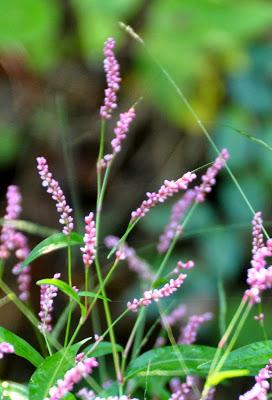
[126, 344, 216, 379]
[20, 232, 83, 270]
[0, 327, 43, 367]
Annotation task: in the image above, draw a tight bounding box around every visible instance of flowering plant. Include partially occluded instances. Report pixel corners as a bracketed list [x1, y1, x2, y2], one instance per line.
[0, 31, 272, 400]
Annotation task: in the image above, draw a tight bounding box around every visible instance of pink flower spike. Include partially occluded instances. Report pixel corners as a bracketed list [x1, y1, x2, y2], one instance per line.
[169, 375, 197, 400]
[101, 107, 136, 167]
[178, 312, 213, 345]
[104, 235, 154, 281]
[164, 304, 187, 327]
[38, 273, 61, 333]
[81, 212, 96, 268]
[36, 157, 74, 235]
[46, 357, 99, 400]
[194, 148, 229, 203]
[172, 260, 195, 274]
[0, 342, 14, 359]
[0, 185, 22, 259]
[252, 212, 264, 256]
[239, 359, 272, 399]
[158, 189, 196, 253]
[131, 172, 197, 221]
[127, 273, 187, 312]
[100, 37, 121, 120]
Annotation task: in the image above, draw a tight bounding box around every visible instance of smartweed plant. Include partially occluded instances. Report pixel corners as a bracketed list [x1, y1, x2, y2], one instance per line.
[0, 27, 271, 400]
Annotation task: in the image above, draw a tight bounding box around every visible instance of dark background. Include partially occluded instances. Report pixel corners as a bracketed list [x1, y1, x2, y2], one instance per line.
[0, 0, 272, 398]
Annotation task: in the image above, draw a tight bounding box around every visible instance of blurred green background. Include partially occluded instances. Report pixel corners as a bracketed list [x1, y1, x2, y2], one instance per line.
[0, 0, 272, 396]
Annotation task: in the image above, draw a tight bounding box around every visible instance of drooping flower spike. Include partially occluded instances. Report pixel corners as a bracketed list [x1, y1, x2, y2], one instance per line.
[100, 37, 121, 120]
[127, 273, 187, 312]
[158, 149, 229, 253]
[45, 355, 98, 400]
[131, 171, 197, 221]
[194, 148, 229, 203]
[252, 211, 264, 256]
[36, 157, 74, 235]
[178, 312, 213, 345]
[81, 212, 96, 268]
[104, 235, 154, 281]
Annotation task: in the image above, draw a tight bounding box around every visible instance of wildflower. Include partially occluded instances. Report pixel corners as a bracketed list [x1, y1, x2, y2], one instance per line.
[178, 312, 213, 345]
[127, 273, 187, 312]
[172, 260, 195, 274]
[100, 38, 121, 120]
[169, 375, 196, 400]
[244, 238, 272, 304]
[239, 359, 272, 400]
[81, 212, 96, 267]
[101, 107, 136, 167]
[46, 357, 98, 400]
[77, 388, 96, 400]
[38, 273, 61, 333]
[194, 149, 229, 203]
[0, 342, 14, 359]
[252, 212, 264, 256]
[131, 172, 196, 221]
[158, 189, 196, 253]
[0, 185, 22, 259]
[36, 157, 74, 235]
[164, 304, 187, 327]
[104, 235, 154, 280]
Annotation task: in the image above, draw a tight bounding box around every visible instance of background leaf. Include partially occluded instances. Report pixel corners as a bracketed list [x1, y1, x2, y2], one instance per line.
[21, 232, 83, 269]
[0, 327, 43, 367]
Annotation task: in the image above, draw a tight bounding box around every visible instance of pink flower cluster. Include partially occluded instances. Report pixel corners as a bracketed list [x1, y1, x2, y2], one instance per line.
[244, 213, 272, 304]
[0, 186, 31, 301]
[46, 356, 98, 400]
[178, 312, 213, 345]
[38, 273, 61, 333]
[252, 212, 264, 256]
[0, 342, 14, 359]
[127, 273, 187, 312]
[164, 304, 187, 327]
[172, 260, 195, 274]
[239, 359, 272, 400]
[104, 235, 154, 281]
[158, 189, 196, 253]
[101, 107, 136, 167]
[0, 185, 22, 259]
[100, 38, 121, 120]
[194, 149, 229, 203]
[169, 376, 196, 400]
[37, 157, 74, 235]
[131, 172, 197, 221]
[81, 212, 96, 267]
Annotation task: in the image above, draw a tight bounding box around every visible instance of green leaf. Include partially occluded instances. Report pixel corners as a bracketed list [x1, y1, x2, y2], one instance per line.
[84, 341, 123, 358]
[224, 340, 272, 375]
[0, 381, 28, 400]
[126, 344, 216, 379]
[0, 327, 43, 367]
[29, 341, 86, 400]
[78, 291, 111, 302]
[207, 369, 249, 387]
[36, 279, 86, 317]
[21, 232, 83, 269]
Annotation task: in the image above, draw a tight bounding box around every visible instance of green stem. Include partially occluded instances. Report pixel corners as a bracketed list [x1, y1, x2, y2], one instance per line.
[64, 243, 73, 346]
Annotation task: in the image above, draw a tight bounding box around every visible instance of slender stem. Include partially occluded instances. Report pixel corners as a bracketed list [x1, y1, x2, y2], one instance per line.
[64, 243, 73, 346]
[84, 267, 89, 309]
[121, 307, 145, 375]
[107, 219, 139, 260]
[0, 260, 4, 280]
[95, 120, 122, 384]
[42, 331, 52, 356]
